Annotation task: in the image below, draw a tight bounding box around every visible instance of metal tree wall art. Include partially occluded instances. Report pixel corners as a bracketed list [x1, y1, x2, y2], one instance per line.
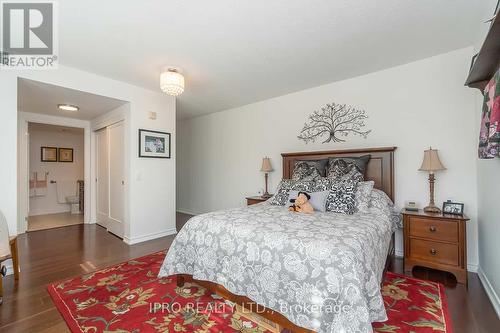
[297, 102, 371, 143]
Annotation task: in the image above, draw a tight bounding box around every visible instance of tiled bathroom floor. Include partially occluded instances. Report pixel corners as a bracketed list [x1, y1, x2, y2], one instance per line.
[28, 212, 84, 232]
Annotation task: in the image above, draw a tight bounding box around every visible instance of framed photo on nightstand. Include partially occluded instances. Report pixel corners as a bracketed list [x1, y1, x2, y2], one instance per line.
[442, 200, 464, 215]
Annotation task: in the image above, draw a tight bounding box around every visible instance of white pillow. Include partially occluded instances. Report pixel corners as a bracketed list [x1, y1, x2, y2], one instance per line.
[287, 190, 330, 212]
[355, 181, 375, 213]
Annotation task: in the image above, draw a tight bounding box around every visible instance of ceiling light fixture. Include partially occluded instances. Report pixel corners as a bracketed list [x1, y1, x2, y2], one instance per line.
[160, 68, 185, 96]
[58, 104, 79, 112]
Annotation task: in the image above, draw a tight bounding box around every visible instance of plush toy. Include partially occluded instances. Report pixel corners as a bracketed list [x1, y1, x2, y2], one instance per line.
[288, 192, 314, 214]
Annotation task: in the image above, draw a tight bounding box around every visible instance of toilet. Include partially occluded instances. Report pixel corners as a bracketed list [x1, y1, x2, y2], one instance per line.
[56, 180, 81, 215]
[66, 195, 80, 214]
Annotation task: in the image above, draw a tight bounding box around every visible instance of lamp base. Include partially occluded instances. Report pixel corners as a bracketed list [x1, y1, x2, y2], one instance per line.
[424, 204, 441, 214]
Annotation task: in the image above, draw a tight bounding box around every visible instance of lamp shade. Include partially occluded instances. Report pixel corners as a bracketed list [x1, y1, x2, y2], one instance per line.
[419, 148, 446, 172]
[160, 69, 185, 96]
[260, 157, 273, 172]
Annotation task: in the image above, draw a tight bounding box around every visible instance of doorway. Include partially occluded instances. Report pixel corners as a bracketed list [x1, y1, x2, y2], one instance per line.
[17, 78, 130, 238]
[27, 123, 85, 231]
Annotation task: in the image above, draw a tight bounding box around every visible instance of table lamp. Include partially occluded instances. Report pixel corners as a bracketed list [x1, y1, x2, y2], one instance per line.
[260, 157, 273, 198]
[419, 147, 446, 213]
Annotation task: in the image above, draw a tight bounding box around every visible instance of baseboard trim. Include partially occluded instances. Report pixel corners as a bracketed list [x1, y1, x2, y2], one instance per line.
[123, 228, 177, 245]
[29, 209, 71, 216]
[467, 262, 479, 273]
[176, 209, 199, 216]
[478, 267, 500, 319]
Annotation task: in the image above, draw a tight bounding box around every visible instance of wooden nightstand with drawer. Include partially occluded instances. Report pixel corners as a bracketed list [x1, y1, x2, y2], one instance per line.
[402, 209, 469, 284]
[246, 196, 272, 206]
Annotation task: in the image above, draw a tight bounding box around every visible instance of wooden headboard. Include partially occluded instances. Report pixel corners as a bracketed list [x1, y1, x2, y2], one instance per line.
[282, 147, 397, 201]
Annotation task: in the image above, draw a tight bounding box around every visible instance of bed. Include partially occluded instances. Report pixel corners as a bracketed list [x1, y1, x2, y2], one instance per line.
[159, 147, 397, 333]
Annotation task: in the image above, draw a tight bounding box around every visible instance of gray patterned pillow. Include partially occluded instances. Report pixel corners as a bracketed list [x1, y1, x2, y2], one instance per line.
[269, 180, 294, 206]
[291, 159, 327, 181]
[291, 180, 316, 192]
[311, 178, 333, 191]
[368, 189, 402, 230]
[326, 155, 370, 181]
[325, 181, 357, 214]
[312, 178, 357, 214]
[355, 181, 375, 213]
[269, 180, 315, 206]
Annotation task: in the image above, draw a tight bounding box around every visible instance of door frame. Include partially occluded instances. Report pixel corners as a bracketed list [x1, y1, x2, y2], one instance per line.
[95, 126, 109, 230]
[17, 112, 92, 234]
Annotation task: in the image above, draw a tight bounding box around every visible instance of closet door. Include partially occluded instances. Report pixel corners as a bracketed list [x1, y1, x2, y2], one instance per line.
[96, 128, 109, 229]
[107, 121, 125, 237]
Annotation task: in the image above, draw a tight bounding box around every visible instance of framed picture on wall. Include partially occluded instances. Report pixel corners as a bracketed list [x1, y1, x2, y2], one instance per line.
[58, 148, 74, 162]
[138, 129, 171, 158]
[41, 146, 58, 162]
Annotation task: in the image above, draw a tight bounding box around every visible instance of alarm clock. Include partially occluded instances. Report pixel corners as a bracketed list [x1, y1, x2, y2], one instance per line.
[404, 201, 419, 212]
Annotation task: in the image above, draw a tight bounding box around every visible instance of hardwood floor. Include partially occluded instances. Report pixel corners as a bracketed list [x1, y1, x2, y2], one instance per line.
[0, 213, 498, 332]
[391, 259, 499, 333]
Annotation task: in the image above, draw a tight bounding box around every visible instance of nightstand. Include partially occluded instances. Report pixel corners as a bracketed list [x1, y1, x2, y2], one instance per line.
[246, 196, 271, 206]
[402, 209, 469, 284]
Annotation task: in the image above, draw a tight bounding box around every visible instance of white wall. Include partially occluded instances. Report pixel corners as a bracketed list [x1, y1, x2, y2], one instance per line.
[177, 47, 478, 269]
[0, 64, 176, 247]
[474, 0, 500, 318]
[29, 126, 84, 216]
[477, 158, 500, 316]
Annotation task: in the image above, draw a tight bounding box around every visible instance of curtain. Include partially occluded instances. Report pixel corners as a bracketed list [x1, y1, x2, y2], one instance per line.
[479, 69, 500, 159]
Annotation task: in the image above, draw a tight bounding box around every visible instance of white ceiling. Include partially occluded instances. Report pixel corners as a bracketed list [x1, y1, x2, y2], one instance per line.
[56, 0, 491, 119]
[18, 79, 128, 120]
[28, 122, 84, 135]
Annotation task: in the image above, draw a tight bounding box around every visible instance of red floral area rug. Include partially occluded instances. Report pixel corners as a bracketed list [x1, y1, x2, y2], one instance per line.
[48, 252, 452, 333]
[373, 272, 452, 333]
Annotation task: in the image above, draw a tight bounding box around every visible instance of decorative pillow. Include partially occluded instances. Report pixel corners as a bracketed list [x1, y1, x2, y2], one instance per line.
[287, 190, 330, 212]
[326, 155, 370, 181]
[291, 159, 328, 181]
[368, 189, 402, 230]
[310, 178, 357, 214]
[312, 177, 334, 191]
[325, 180, 357, 214]
[269, 180, 315, 206]
[269, 180, 294, 206]
[355, 181, 375, 213]
[368, 188, 393, 212]
[290, 180, 316, 192]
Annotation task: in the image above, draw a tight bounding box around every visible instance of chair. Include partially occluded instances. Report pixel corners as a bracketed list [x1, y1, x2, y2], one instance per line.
[0, 211, 19, 305]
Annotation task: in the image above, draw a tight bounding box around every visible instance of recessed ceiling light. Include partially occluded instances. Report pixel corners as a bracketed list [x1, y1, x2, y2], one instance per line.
[58, 104, 79, 112]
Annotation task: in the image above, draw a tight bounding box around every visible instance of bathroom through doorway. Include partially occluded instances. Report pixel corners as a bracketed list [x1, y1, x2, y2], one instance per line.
[27, 123, 85, 232]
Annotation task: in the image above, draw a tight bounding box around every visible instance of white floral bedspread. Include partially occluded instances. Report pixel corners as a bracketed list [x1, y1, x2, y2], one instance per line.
[159, 202, 394, 332]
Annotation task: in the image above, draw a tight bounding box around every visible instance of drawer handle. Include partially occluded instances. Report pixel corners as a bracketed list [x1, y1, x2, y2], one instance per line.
[429, 226, 437, 232]
[430, 248, 437, 256]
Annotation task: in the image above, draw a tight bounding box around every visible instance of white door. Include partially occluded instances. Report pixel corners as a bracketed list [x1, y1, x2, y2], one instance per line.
[96, 128, 109, 229]
[107, 121, 125, 237]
